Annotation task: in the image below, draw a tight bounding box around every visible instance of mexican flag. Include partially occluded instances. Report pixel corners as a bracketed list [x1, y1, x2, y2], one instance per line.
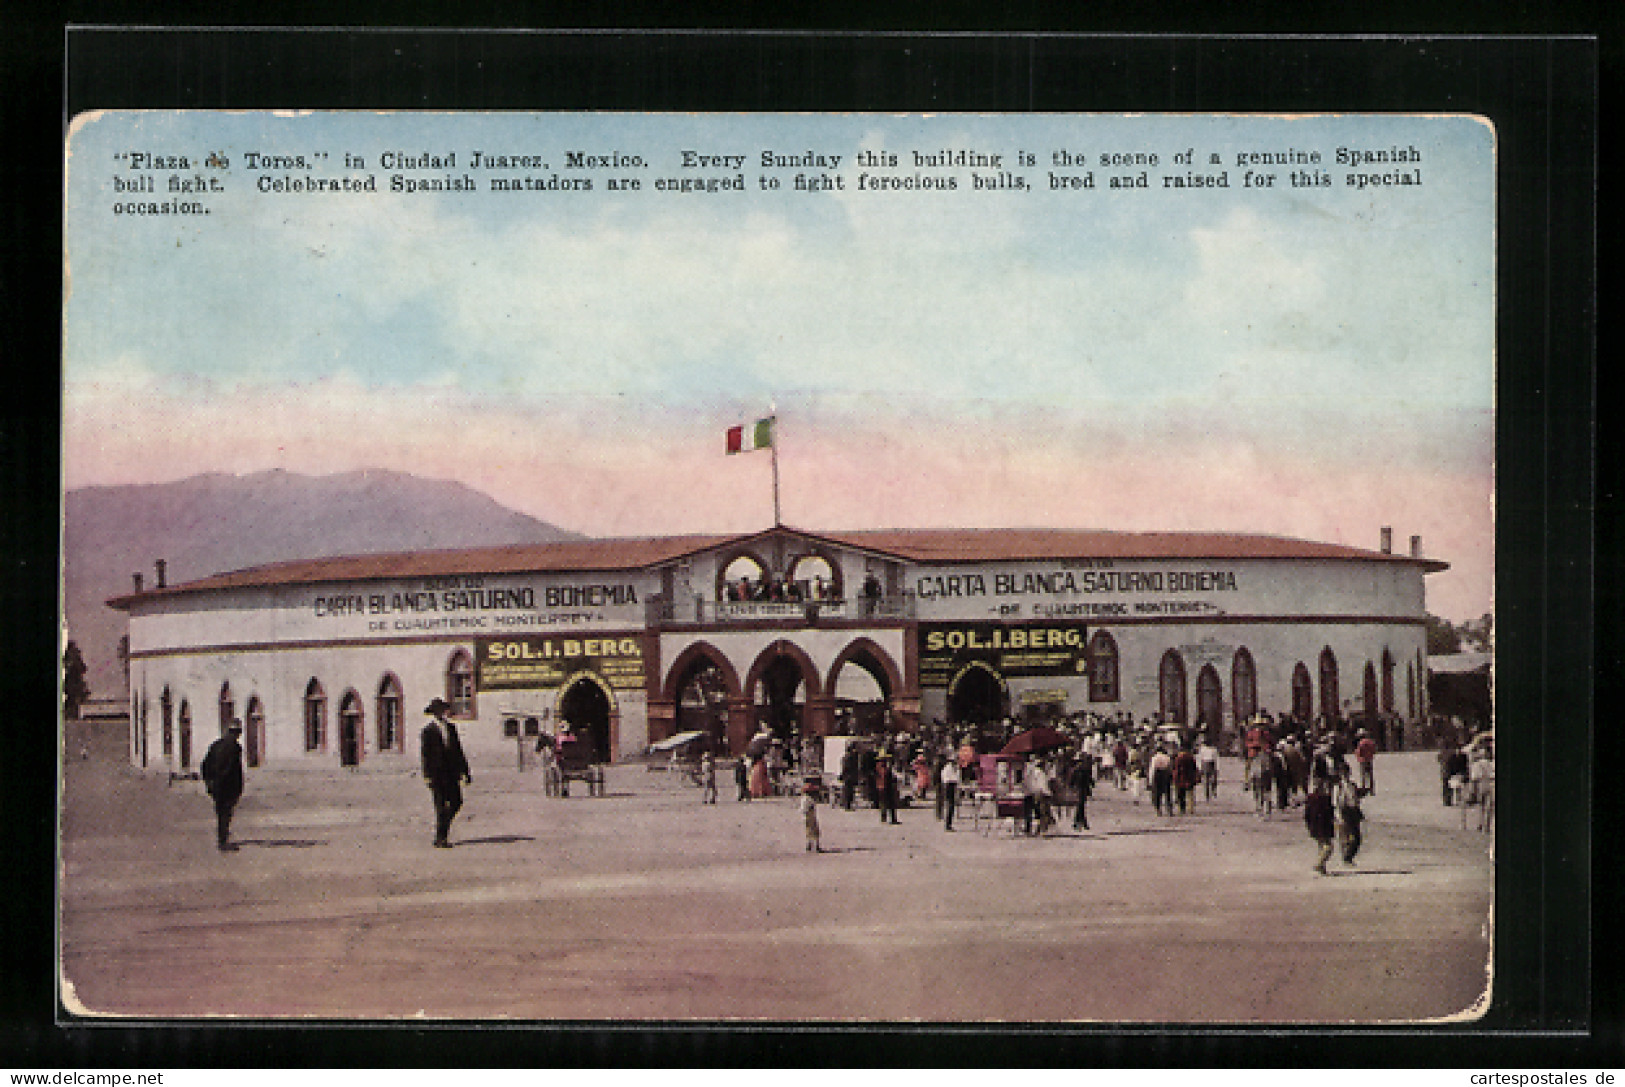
[726, 417, 774, 455]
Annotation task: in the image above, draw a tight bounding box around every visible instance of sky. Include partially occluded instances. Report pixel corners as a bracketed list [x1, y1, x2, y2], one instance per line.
[63, 111, 1495, 622]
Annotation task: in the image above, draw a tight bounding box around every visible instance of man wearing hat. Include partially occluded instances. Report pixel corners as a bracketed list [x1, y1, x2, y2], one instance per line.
[200, 719, 246, 852]
[421, 697, 472, 848]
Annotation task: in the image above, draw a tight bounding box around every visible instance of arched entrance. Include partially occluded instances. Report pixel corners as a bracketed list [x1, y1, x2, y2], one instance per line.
[558, 674, 613, 762]
[244, 696, 264, 768]
[1195, 664, 1223, 741]
[948, 661, 1007, 725]
[338, 690, 365, 766]
[744, 642, 823, 748]
[825, 638, 902, 737]
[673, 657, 731, 753]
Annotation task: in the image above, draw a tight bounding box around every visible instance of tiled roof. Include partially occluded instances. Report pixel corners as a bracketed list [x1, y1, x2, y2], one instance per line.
[108, 525, 1446, 607]
[812, 527, 1449, 568]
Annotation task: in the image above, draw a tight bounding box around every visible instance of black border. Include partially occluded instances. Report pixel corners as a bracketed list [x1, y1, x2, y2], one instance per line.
[6, 22, 1603, 1069]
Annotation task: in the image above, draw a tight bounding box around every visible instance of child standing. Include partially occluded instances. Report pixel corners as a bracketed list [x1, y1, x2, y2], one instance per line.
[801, 781, 823, 852]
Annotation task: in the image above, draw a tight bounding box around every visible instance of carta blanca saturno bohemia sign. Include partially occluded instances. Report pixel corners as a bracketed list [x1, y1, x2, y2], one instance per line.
[918, 623, 1088, 688]
[476, 634, 646, 691]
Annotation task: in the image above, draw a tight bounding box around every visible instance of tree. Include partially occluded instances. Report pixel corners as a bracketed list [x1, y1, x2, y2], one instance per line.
[62, 641, 91, 718]
[1425, 613, 1462, 655]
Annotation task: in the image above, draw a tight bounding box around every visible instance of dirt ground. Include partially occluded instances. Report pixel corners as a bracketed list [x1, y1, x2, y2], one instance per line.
[58, 725, 1493, 1023]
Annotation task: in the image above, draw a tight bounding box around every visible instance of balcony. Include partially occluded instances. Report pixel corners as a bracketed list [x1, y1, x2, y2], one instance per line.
[652, 593, 916, 626]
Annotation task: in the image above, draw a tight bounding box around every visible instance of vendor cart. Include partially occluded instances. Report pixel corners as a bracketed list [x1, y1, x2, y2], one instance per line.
[973, 753, 1028, 834]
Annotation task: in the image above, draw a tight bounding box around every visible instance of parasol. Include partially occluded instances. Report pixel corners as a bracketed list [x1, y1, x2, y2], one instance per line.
[999, 725, 1070, 756]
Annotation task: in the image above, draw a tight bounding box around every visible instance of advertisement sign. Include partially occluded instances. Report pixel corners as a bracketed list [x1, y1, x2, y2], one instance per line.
[476, 633, 646, 691]
[918, 622, 1087, 688]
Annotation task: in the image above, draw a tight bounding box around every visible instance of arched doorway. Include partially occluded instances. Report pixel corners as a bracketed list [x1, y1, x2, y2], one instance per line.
[338, 690, 365, 766]
[1195, 664, 1223, 741]
[559, 675, 613, 763]
[744, 642, 823, 746]
[673, 657, 731, 753]
[244, 696, 264, 768]
[178, 699, 193, 769]
[1159, 650, 1188, 724]
[948, 661, 1007, 725]
[756, 656, 807, 737]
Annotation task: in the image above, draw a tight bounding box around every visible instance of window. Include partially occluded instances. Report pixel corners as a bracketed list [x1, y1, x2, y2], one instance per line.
[1318, 648, 1340, 722]
[1087, 631, 1119, 702]
[376, 674, 403, 752]
[244, 696, 264, 768]
[304, 678, 327, 751]
[447, 650, 475, 718]
[1158, 649, 1187, 724]
[1231, 647, 1257, 724]
[160, 686, 173, 756]
[1291, 662, 1313, 722]
[1381, 649, 1396, 715]
[218, 681, 234, 736]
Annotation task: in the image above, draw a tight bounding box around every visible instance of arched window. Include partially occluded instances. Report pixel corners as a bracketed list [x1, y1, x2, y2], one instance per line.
[1381, 649, 1396, 715]
[1196, 664, 1223, 735]
[1087, 631, 1120, 703]
[1159, 649, 1188, 724]
[1291, 662, 1313, 722]
[244, 696, 265, 768]
[218, 681, 235, 736]
[1406, 661, 1417, 721]
[1318, 648, 1340, 722]
[304, 678, 327, 751]
[1362, 661, 1379, 719]
[160, 686, 174, 756]
[1231, 647, 1258, 724]
[377, 674, 403, 752]
[447, 650, 475, 718]
[177, 699, 193, 769]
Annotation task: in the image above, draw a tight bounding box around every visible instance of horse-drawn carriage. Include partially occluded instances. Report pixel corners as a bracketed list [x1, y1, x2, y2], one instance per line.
[539, 732, 606, 797]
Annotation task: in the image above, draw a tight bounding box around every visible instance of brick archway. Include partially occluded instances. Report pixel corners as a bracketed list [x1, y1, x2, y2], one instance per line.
[740, 640, 825, 752]
[656, 641, 745, 749]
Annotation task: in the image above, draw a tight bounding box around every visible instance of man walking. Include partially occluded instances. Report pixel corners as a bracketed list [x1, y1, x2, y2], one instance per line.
[421, 698, 472, 848]
[940, 756, 960, 831]
[1304, 781, 1336, 875]
[1355, 729, 1378, 794]
[200, 719, 245, 852]
[1070, 750, 1094, 831]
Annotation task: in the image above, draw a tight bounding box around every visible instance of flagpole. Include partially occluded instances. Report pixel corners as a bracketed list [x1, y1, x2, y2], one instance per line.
[769, 414, 781, 527]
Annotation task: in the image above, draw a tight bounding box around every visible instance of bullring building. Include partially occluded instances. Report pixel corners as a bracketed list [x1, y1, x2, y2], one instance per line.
[110, 525, 1445, 773]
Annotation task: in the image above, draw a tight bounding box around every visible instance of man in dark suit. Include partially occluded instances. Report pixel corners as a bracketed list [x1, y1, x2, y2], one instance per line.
[200, 720, 245, 852]
[421, 698, 472, 848]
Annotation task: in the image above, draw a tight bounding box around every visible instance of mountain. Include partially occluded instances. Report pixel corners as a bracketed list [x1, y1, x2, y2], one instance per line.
[61, 469, 582, 702]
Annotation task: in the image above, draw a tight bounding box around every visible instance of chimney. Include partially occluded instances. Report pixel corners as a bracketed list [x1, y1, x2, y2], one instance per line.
[1410, 535, 1423, 559]
[132, 573, 144, 593]
[154, 560, 167, 589]
[1379, 526, 1393, 554]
